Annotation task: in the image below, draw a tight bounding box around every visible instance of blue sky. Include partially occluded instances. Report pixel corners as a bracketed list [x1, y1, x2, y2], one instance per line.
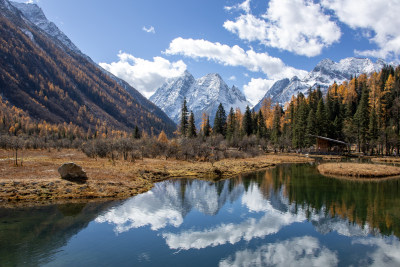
[15, 0, 400, 105]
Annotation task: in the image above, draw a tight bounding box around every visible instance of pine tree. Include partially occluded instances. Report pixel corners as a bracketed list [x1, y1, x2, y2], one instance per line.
[257, 110, 267, 139]
[180, 97, 188, 137]
[355, 86, 370, 152]
[368, 105, 378, 150]
[316, 98, 326, 136]
[226, 107, 236, 140]
[306, 108, 316, 146]
[271, 103, 282, 145]
[203, 115, 211, 137]
[242, 105, 253, 136]
[133, 125, 141, 139]
[213, 103, 227, 137]
[187, 111, 197, 138]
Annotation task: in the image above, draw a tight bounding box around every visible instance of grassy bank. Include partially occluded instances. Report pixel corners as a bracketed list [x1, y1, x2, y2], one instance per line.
[0, 149, 313, 206]
[317, 162, 400, 180]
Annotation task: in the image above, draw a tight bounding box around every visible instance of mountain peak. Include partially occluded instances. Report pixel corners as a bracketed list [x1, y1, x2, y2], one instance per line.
[151, 72, 250, 127]
[255, 57, 387, 108]
[11, 1, 82, 55]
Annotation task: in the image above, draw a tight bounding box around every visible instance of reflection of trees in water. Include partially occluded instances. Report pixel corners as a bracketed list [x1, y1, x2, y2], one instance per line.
[256, 164, 400, 238]
[0, 201, 115, 266]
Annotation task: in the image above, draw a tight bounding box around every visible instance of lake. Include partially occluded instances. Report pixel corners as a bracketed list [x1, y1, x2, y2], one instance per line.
[1, 163, 400, 266]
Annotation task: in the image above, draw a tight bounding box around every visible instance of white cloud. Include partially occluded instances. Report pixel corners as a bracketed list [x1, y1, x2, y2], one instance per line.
[352, 237, 400, 266]
[243, 78, 275, 105]
[321, 0, 400, 61]
[224, 0, 251, 13]
[228, 75, 236, 81]
[165, 37, 307, 80]
[219, 236, 339, 267]
[162, 183, 306, 251]
[99, 51, 186, 98]
[142, 26, 155, 34]
[223, 0, 341, 57]
[162, 210, 305, 250]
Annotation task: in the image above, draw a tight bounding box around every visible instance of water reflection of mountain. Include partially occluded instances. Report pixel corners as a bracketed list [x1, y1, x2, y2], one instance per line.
[97, 164, 400, 241]
[0, 201, 115, 266]
[96, 179, 245, 233]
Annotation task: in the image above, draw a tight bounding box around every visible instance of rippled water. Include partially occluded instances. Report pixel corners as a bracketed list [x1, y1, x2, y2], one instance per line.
[1, 163, 400, 266]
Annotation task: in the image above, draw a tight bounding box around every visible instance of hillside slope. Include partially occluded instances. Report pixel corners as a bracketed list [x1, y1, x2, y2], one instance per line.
[0, 0, 176, 135]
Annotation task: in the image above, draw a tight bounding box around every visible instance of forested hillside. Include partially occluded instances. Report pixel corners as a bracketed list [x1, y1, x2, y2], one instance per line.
[259, 65, 400, 154]
[0, 0, 175, 138]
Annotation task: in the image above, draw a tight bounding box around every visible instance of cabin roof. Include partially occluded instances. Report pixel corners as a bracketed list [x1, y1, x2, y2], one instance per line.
[309, 135, 348, 146]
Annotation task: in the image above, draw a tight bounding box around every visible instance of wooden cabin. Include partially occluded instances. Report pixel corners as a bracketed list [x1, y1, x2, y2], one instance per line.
[311, 135, 349, 154]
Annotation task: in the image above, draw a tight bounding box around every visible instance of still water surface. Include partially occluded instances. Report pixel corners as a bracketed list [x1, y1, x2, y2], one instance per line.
[1, 163, 400, 266]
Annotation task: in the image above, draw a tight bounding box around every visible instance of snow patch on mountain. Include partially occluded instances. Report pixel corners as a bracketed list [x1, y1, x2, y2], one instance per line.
[150, 71, 250, 127]
[11, 1, 82, 55]
[255, 57, 385, 109]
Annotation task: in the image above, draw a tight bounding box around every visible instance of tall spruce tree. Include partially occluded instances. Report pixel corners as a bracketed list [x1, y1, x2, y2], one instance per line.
[316, 98, 326, 136]
[180, 97, 189, 137]
[355, 86, 370, 152]
[242, 106, 253, 136]
[271, 103, 282, 145]
[226, 107, 236, 140]
[187, 111, 197, 138]
[213, 103, 227, 137]
[306, 108, 316, 146]
[257, 110, 267, 139]
[202, 115, 211, 137]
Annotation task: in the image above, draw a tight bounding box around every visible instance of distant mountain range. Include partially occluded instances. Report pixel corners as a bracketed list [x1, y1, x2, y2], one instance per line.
[150, 71, 251, 127]
[254, 57, 385, 110]
[0, 0, 176, 135]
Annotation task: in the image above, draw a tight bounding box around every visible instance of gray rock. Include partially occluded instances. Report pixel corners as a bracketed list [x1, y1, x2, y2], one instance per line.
[58, 162, 87, 183]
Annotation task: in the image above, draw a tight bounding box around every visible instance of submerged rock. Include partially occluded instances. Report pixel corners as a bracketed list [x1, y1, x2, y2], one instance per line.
[58, 162, 87, 183]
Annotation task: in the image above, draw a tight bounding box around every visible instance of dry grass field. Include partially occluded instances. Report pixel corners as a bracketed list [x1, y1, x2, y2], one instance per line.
[317, 162, 400, 180]
[0, 149, 313, 206]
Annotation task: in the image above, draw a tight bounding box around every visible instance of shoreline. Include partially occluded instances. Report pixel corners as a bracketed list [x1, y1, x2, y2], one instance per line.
[0, 149, 314, 207]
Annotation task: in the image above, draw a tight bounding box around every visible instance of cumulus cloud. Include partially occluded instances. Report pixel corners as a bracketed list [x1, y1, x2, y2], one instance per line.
[352, 237, 400, 266]
[219, 236, 339, 267]
[162, 183, 306, 251]
[243, 78, 275, 105]
[99, 51, 186, 98]
[165, 37, 307, 80]
[321, 0, 400, 61]
[228, 75, 236, 81]
[142, 26, 155, 34]
[224, 0, 251, 13]
[162, 210, 305, 250]
[223, 0, 341, 57]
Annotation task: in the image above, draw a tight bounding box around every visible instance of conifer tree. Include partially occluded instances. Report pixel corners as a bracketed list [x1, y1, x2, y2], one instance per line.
[201, 113, 211, 137]
[242, 105, 253, 136]
[306, 108, 316, 146]
[187, 111, 197, 138]
[316, 98, 326, 136]
[180, 97, 188, 137]
[355, 86, 370, 152]
[213, 103, 227, 137]
[271, 103, 282, 145]
[133, 125, 141, 139]
[257, 110, 267, 139]
[226, 107, 236, 140]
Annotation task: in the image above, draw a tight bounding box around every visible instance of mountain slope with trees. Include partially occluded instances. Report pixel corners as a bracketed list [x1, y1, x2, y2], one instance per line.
[0, 0, 175, 137]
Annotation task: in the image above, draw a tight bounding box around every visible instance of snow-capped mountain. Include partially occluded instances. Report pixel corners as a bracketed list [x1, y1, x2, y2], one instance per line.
[11, 1, 82, 55]
[150, 71, 251, 127]
[254, 57, 385, 110]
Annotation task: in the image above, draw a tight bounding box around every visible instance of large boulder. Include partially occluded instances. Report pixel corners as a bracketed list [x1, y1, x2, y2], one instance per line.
[58, 162, 87, 183]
